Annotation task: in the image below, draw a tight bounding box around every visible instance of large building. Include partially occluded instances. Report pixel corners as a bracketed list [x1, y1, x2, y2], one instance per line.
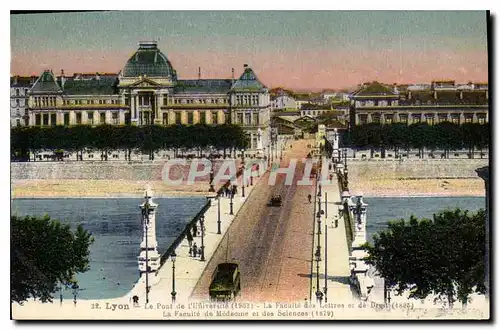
[349, 81, 489, 126]
[23, 41, 271, 151]
[10, 75, 37, 127]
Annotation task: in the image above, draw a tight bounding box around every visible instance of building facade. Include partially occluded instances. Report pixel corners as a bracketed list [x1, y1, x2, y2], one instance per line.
[24, 41, 271, 151]
[349, 81, 489, 126]
[10, 75, 37, 126]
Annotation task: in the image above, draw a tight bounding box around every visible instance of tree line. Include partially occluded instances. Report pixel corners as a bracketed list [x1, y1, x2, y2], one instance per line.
[341, 122, 489, 158]
[364, 208, 486, 307]
[11, 124, 249, 161]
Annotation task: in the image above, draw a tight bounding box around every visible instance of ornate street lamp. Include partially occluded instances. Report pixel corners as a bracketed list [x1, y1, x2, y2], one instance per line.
[315, 247, 323, 304]
[200, 215, 206, 261]
[171, 251, 177, 303]
[209, 168, 215, 192]
[217, 193, 221, 234]
[141, 200, 151, 304]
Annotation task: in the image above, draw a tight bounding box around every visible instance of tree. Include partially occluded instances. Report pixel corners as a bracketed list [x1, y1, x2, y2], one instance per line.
[363, 208, 485, 307]
[11, 215, 94, 304]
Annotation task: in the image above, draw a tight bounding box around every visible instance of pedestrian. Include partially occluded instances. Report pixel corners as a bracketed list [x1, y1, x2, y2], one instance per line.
[188, 246, 193, 257]
[308, 194, 312, 203]
[192, 243, 198, 257]
[133, 295, 139, 307]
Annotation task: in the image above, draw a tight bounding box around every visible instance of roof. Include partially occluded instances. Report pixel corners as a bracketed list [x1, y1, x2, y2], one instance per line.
[352, 81, 396, 97]
[123, 41, 176, 78]
[31, 70, 62, 93]
[11, 76, 36, 88]
[174, 79, 233, 94]
[231, 66, 267, 92]
[62, 76, 119, 95]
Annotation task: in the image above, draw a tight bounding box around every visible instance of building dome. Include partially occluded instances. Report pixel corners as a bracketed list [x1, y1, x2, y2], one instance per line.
[122, 41, 176, 78]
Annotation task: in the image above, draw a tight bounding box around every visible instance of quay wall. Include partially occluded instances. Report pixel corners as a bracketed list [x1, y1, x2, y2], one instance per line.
[347, 159, 489, 180]
[11, 159, 242, 181]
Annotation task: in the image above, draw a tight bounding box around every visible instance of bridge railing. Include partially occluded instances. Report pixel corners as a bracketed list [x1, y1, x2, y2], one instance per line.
[158, 199, 211, 270]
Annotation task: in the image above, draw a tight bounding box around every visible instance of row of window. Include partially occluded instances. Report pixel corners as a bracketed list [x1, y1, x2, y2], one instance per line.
[235, 112, 259, 125]
[172, 98, 226, 105]
[355, 100, 398, 107]
[358, 113, 487, 125]
[12, 88, 29, 97]
[33, 96, 57, 108]
[32, 111, 224, 126]
[162, 111, 222, 125]
[235, 94, 259, 106]
[62, 99, 120, 105]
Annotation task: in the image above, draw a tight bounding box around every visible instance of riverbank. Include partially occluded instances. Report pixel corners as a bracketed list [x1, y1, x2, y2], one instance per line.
[348, 178, 485, 197]
[11, 179, 217, 198]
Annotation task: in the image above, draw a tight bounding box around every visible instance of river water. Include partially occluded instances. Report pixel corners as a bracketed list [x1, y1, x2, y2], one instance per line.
[11, 197, 207, 300]
[11, 196, 484, 300]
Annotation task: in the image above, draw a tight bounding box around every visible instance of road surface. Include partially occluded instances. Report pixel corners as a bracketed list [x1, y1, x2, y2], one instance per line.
[191, 139, 316, 302]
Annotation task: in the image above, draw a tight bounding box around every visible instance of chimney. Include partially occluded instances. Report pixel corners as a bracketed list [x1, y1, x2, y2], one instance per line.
[30, 75, 36, 84]
[60, 69, 66, 89]
[231, 68, 235, 82]
[198, 67, 201, 80]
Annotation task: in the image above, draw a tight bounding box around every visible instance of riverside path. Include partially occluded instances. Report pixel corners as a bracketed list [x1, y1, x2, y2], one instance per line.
[191, 139, 316, 302]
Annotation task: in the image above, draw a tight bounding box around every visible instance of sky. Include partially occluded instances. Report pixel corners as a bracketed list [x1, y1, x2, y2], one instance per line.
[10, 11, 489, 91]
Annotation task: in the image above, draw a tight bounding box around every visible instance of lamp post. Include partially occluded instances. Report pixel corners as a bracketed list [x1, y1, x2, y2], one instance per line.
[217, 193, 221, 234]
[209, 168, 215, 192]
[229, 186, 234, 215]
[71, 283, 80, 306]
[241, 149, 246, 198]
[142, 201, 150, 304]
[324, 222, 328, 303]
[200, 215, 206, 261]
[325, 192, 328, 219]
[317, 195, 322, 235]
[315, 247, 323, 304]
[171, 251, 177, 303]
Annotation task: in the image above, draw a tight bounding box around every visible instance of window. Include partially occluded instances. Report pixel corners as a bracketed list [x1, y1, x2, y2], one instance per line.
[163, 96, 168, 106]
[100, 112, 106, 124]
[212, 112, 218, 124]
[35, 114, 41, 126]
[16, 89, 19, 96]
[16, 110, 20, 117]
[200, 112, 206, 124]
[426, 116, 434, 125]
[412, 114, 421, 123]
[478, 116, 486, 124]
[372, 115, 380, 124]
[465, 115, 473, 123]
[253, 113, 259, 125]
[175, 112, 182, 124]
[163, 113, 168, 125]
[187, 112, 194, 125]
[245, 113, 251, 125]
[237, 113, 243, 124]
[399, 115, 408, 124]
[24, 88, 28, 95]
[125, 96, 130, 106]
[76, 113, 82, 125]
[16, 119, 21, 126]
[112, 112, 118, 125]
[385, 116, 393, 124]
[88, 112, 94, 125]
[99, 100, 104, 105]
[451, 116, 459, 124]
[64, 113, 70, 126]
[43, 114, 49, 126]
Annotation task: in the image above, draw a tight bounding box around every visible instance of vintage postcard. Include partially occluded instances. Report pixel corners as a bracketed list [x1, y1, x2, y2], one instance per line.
[10, 10, 490, 320]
